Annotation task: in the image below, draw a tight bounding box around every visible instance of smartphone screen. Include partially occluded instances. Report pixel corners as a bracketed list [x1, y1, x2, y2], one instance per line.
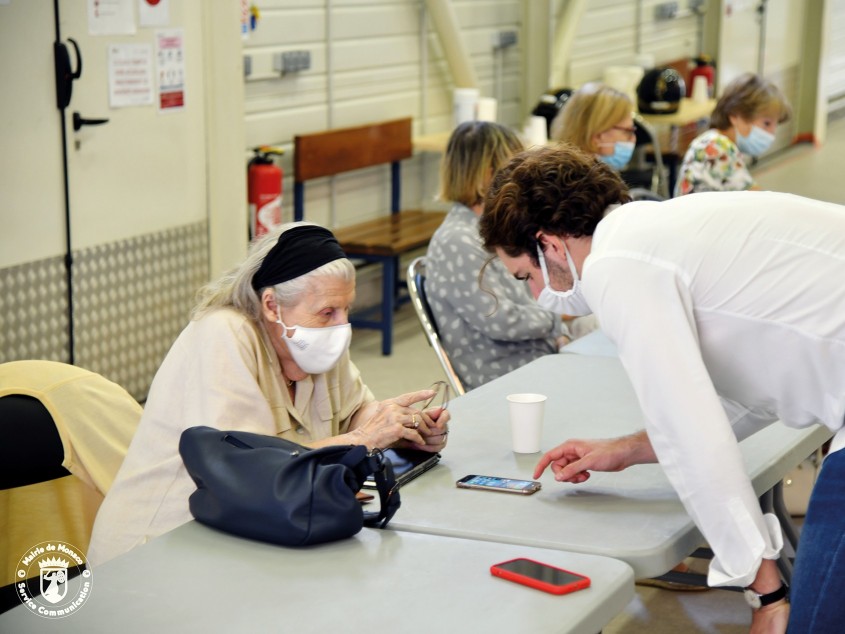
[456, 475, 541, 494]
[491, 558, 591, 595]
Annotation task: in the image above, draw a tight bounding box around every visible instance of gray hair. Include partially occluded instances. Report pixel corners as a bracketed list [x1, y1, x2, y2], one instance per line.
[191, 222, 355, 323]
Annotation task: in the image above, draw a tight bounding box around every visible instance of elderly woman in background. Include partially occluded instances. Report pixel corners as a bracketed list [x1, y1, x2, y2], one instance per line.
[550, 82, 637, 171]
[425, 121, 571, 391]
[674, 73, 791, 196]
[89, 223, 449, 565]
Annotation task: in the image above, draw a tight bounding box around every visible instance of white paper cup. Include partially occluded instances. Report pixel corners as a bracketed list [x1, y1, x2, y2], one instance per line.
[603, 65, 644, 106]
[507, 393, 547, 453]
[477, 97, 498, 122]
[524, 115, 548, 147]
[692, 75, 709, 103]
[453, 88, 480, 126]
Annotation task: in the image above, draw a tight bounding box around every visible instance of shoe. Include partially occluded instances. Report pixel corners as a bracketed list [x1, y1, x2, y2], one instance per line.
[635, 562, 710, 592]
[635, 577, 710, 592]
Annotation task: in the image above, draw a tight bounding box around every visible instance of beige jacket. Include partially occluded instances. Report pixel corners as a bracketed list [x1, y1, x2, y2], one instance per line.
[88, 308, 374, 566]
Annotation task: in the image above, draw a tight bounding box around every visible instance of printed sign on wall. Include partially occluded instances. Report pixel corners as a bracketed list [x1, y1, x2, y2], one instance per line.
[156, 29, 186, 113]
[88, 0, 136, 35]
[139, 0, 169, 28]
[108, 43, 153, 107]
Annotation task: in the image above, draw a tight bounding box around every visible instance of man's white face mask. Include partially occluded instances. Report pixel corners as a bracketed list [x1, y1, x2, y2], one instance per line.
[276, 309, 352, 374]
[535, 243, 593, 316]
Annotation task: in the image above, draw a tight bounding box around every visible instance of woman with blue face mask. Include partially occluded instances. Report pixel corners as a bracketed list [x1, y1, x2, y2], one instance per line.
[550, 82, 636, 172]
[675, 73, 791, 197]
[88, 223, 450, 566]
[547, 83, 634, 335]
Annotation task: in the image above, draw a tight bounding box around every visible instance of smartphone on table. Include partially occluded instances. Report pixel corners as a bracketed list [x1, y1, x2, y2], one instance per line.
[456, 474, 541, 495]
[490, 558, 591, 595]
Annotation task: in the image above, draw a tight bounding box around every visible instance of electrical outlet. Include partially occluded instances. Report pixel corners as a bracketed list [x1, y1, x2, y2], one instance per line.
[491, 30, 517, 50]
[689, 0, 707, 13]
[655, 1, 679, 20]
[273, 50, 311, 75]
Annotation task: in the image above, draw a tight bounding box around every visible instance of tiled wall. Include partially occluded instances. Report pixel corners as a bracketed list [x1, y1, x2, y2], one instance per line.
[0, 222, 209, 401]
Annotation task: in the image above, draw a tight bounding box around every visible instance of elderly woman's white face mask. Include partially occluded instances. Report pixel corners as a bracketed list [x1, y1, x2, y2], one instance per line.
[276, 309, 352, 374]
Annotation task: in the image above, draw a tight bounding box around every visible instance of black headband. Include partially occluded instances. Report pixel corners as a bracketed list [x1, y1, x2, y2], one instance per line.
[251, 225, 347, 291]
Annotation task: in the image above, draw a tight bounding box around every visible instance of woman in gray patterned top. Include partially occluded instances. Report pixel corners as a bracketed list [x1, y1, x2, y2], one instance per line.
[426, 121, 570, 390]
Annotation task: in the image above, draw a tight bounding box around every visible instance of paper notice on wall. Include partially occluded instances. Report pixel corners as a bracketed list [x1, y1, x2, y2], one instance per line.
[139, 0, 169, 27]
[156, 29, 185, 113]
[108, 43, 153, 108]
[240, 0, 250, 40]
[88, 0, 136, 35]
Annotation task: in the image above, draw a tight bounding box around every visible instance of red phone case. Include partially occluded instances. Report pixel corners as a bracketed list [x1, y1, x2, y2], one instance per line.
[490, 558, 591, 595]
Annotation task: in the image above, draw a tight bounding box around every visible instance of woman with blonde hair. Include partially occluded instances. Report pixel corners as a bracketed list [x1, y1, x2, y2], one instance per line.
[551, 82, 637, 170]
[425, 121, 571, 391]
[675, 73, 791, 196]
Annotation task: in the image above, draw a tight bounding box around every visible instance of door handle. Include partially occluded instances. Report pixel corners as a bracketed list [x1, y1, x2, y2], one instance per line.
[55, 38, 83, 110]
[72, 112, 110, 132]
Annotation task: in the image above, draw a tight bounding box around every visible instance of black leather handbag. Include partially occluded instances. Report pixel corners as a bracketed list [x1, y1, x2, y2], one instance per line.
[179, 426, 401, 546]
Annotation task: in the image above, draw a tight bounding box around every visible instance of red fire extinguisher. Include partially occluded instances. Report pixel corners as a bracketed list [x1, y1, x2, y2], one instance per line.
[687, 55, 715, 98]
[247, 146, 284, 240]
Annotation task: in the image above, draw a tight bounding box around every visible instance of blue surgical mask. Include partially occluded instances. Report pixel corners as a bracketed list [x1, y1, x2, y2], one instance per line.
[735, 125, 775, 157]
[598, 141, 635, 170]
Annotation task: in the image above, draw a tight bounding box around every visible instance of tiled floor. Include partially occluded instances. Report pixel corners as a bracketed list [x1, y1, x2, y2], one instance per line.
[348, 115, 844, 633]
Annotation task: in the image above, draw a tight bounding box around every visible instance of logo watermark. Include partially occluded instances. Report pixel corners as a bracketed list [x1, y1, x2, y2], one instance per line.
[15, 541, 93, 619]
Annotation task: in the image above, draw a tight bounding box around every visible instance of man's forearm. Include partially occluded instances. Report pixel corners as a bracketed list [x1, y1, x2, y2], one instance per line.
[625, 430, 658, 466]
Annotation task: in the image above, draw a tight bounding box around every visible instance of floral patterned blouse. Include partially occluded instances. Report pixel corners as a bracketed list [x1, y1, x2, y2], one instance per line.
[674, 129, 755, 197]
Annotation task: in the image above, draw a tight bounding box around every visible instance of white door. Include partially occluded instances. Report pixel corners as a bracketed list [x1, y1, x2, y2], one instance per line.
[59, 0, 208, 251]
[0, 0, 210, 397]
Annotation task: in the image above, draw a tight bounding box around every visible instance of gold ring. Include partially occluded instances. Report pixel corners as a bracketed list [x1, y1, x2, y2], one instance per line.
[412, 414, 419, 429]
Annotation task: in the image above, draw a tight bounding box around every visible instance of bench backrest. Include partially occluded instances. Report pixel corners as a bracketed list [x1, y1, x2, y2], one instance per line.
[293, 118, 413, 221]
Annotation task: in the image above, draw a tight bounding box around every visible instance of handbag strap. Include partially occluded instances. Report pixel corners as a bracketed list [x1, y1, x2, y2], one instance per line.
[362, 450, 401, 528]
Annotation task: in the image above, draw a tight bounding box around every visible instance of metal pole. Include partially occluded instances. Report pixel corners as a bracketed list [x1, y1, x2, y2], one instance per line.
[757, 0, 768, 76]
[54, 0, 75, 365]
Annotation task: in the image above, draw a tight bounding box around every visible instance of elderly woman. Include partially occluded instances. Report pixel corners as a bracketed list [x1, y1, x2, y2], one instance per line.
[674, 73, 791, 196]
[425, 121, 571, 391]
[88, 223, 449, 565]
[550, 82, 636, 171]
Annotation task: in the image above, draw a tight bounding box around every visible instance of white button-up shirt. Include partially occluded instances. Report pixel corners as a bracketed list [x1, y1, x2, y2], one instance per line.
[583, 191, 845, 587]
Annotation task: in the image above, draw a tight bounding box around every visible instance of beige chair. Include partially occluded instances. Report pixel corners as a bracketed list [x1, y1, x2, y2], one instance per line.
[0, 361, 142, 613]
[407, 257, 465, 396]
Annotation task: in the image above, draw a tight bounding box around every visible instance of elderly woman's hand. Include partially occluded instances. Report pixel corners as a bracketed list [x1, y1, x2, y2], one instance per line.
[400, 406, 450, 453]
[350, 389, 438, 450]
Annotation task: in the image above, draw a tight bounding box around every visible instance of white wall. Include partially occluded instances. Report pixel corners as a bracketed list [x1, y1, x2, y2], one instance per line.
[241, 0, 707, 232]
[827, 0, 845, 105]
[563, 0, 702, 88]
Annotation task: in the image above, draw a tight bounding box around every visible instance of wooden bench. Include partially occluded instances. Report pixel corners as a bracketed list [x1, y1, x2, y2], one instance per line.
[293, 118, 446, 355]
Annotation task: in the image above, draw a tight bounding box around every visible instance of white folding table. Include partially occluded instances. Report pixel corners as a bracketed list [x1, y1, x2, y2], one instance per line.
[0, 521, 634, 634]
[388, 347, 831, 580]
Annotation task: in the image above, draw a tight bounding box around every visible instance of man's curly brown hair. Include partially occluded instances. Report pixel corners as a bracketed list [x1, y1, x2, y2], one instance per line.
[479, 144, 630, 265]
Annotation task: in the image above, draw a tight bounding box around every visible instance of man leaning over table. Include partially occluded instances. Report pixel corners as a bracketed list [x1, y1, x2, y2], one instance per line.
[478, 144, 845, 634]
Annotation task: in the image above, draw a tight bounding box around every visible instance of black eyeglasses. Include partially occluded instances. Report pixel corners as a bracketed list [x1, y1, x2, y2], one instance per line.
[611, 125, 637, 139]
[417, 380, 451, 412]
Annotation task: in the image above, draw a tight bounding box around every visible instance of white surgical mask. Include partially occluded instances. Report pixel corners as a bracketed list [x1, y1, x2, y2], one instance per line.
[276, 310, 352, 374]
[535, 243, 592, 317]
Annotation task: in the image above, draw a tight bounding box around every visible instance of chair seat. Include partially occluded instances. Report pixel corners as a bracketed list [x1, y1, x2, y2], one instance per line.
[334, 211, 447, 257]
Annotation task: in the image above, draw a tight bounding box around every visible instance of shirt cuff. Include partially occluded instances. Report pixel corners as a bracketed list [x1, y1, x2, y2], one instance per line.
[706, 512, 783, 588]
